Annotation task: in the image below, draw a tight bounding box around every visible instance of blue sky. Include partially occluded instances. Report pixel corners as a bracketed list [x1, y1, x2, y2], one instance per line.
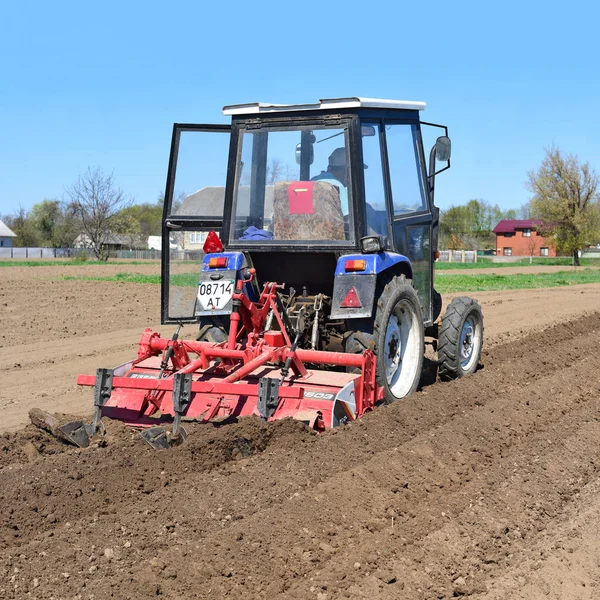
[1, 0, 599, 216]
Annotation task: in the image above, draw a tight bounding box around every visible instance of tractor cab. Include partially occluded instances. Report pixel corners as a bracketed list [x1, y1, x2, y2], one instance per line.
[161, 97, 451, 327]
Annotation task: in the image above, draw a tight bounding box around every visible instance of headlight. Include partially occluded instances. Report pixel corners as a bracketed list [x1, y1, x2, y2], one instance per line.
[360, 235, 385, 254]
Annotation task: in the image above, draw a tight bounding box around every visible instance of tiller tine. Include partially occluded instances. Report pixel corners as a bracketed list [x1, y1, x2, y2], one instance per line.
[57, 420, 95, 448]
[140, 424, 188, 450]
[139, 372, 192, 450]
[59, 368, 113, 448]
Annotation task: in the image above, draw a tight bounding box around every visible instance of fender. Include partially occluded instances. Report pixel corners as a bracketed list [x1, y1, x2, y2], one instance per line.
[330, 252, 412, 319]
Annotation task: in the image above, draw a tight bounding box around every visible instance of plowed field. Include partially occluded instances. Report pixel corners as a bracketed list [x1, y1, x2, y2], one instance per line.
[1, 264, 600, 599]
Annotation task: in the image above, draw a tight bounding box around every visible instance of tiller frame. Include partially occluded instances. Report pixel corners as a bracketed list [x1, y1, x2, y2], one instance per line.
[76, 270, 383, 448]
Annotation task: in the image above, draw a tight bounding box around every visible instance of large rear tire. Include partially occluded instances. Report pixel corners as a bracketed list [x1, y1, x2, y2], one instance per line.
[344, 275, 424, 403]
[438, 297, 483, 381]
[197, 316, 228, 343]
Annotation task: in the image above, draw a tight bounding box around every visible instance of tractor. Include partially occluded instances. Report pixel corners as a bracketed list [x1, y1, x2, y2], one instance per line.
[70, 98, 483, 449]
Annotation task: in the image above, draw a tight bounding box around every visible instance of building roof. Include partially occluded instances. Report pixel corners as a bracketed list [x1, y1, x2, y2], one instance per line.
[493, 219, 543, 234]
[178, 186, 274, 217]
[0, 219, 16, 237]
[223, 97, 426, 116]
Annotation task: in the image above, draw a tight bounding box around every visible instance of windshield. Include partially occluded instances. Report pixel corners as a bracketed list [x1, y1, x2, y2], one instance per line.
[230, 124, 354, 244]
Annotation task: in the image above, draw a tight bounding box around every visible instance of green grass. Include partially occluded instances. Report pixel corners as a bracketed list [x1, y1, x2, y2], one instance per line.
[62, 272, 198, 286]
[435, 257, 600, 269]
[435, 269, 600, 293]
[63, 268, 600, 294]
[0, 259, 159, 267]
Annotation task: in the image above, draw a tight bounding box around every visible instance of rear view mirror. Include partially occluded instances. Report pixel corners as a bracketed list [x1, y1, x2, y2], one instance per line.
[435, 136, 451, 162]
[296, 131, 316, 165]
[361, 125, 376, 137]
[295, 143, 314, 165]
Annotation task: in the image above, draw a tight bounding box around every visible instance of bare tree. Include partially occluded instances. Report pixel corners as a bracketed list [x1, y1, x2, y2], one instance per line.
[525, 230, 542, 264]
[66, 167, 131, 261]
[527, 146, 600, 266]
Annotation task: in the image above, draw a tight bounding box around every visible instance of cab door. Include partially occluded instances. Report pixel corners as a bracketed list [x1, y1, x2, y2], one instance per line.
[161, 124, 231, 324]
[384, 123, 433, 324]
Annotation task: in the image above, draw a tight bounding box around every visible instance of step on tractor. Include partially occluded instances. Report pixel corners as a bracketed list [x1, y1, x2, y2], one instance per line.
[69, 98, 483, 449]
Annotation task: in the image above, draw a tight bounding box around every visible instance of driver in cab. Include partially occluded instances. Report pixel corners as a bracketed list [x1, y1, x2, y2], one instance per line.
[311, 147, 349, 215]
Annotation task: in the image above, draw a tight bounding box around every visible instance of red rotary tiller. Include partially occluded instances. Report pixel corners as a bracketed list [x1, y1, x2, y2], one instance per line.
[73, 269, 382, 449]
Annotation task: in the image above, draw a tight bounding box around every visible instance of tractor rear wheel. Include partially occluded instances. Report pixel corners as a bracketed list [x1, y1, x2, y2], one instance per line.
[197, 316, 228, 343]
[344, 275, 424, 403]
[438, 297, 483, 381]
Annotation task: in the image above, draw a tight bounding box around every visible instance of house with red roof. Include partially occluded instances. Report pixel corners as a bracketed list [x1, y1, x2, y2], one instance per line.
[492, 219, 556, 257]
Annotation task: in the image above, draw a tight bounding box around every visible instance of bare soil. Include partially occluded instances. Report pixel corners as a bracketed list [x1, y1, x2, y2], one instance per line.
[1, 264, 600, 599]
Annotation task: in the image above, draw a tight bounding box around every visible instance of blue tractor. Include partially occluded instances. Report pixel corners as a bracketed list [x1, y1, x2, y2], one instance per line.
[161, 97, 484, 406]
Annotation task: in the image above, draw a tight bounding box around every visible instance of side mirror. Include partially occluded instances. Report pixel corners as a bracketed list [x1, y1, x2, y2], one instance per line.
[435, 136, 451, 162]
[361, 125, 376, 137]
[295, 139, 315, 165]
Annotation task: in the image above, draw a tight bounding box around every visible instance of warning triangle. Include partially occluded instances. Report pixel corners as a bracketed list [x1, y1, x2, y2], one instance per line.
[340, 286, 362, 308]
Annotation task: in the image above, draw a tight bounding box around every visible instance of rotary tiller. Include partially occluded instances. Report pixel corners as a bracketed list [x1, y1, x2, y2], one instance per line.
[72, 271, 382, 449]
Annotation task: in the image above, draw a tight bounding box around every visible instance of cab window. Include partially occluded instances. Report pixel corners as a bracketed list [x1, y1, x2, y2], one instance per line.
[385, 124, 427, 215]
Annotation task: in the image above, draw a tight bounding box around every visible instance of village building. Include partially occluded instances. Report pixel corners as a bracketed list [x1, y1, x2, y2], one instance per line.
[0, 219, 16, 247]
[492, 219, 556, 257]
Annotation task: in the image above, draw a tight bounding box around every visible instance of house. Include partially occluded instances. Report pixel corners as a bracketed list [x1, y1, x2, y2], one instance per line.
[73, 233, 133, 251]
[0, 219, 16, 247]
[176, 185, 274, 250]
[148, 236, 179, 251]
[492, 219, 556, 257]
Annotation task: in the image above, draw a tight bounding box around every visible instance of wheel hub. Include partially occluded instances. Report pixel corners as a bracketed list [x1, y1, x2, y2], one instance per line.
[384, 315, 401, 383]
[460, 321, 475, 364]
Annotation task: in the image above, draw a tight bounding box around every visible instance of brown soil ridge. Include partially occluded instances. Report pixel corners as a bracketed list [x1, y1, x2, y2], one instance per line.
[0, 312, 599, 598]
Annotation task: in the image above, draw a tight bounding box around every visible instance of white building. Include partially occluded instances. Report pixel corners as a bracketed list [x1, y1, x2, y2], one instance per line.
[0, 220, 16, 247]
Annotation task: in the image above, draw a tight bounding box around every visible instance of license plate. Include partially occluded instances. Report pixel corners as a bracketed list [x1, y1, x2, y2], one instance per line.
[197, 280, 235, 311]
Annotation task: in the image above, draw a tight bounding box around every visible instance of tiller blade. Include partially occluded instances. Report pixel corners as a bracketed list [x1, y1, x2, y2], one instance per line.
[140, 425, 188, 450]
[56, 368, 113, 448]
[138, 372, 192, 449]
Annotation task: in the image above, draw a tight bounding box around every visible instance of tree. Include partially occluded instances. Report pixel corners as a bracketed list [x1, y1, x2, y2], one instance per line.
[30, 199, 81, 248]
[116, 203, 163, 248]
[66, 167, 132, 261]
[528, 146, 600, 266]
[439, 199, 509, 250]
[1, 207, 42, 247]
[525, 230, 542, 264]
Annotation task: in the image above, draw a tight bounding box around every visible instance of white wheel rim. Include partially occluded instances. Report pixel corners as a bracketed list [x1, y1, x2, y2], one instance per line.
[383, 299, 420, 399]
[460, 315, 480, 371]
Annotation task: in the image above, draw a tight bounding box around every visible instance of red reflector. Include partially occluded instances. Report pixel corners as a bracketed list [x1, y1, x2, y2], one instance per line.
[340, 286, 362, 308]
[345, 259, 366, 272]
[208, 257, 228, 268]
[203, 231, 223, 253]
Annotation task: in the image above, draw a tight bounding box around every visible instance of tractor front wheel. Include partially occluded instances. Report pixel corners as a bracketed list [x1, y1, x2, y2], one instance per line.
[197, 316, 228, 343]
[438, 297, 483, 381]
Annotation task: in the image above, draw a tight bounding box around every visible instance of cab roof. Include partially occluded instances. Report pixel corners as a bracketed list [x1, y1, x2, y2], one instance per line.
[222, 97, 426, 116]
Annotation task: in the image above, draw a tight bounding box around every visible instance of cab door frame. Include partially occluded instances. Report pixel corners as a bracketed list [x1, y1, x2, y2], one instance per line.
[379, 119, 434, 325]
[161, 123, 231, 324]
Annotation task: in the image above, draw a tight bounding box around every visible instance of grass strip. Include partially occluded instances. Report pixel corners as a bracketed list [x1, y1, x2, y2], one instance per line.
[0, 259, 159, 267]
[435, 269, 600, 293]
[435, 257, 600, 269]
[63, 269, 600, 294]
[63, 272, 198, 286]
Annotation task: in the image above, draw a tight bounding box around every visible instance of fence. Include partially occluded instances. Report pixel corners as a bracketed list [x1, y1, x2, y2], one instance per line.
[0, 247, 85, 259]
[0, 247, 205, 261]
[438, 250, 477, 263]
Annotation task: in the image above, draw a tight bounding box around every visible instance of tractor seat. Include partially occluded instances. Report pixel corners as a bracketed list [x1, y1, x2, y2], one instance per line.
[272, 180, 346, 241]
